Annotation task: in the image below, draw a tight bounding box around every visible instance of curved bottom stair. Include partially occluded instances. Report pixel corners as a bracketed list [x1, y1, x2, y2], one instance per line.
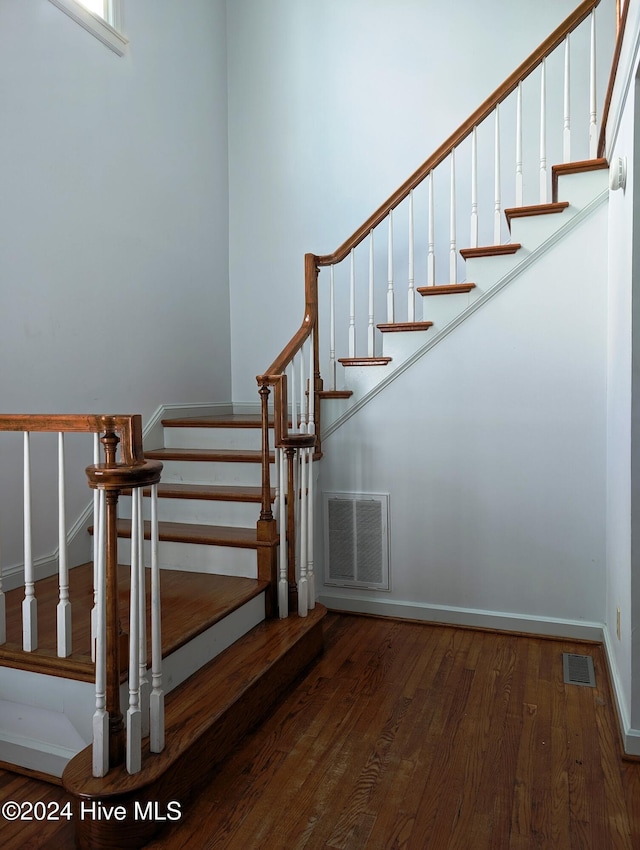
[63, 604, 326, 850]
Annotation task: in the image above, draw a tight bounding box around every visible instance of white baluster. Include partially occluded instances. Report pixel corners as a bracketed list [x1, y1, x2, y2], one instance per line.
[299, 343, 308, 436]
[368, 230, 375, 356]
[126, 487, 142, 775]
[306, 349, 315, 610]
[408, 190, 415, 322]
[149, 483, 164, 753]
[329, 265, 336, 390]
[450, 148, 457, 283]
[494, 104, 502, 245]
[57, 433, 71, 657]
[540, 58, 547, 203]
[470, 127, 478, 248]
[387, 211, 394, 323]
[277, 447, 288, 618]
[298, 441, 308, 618]
[428, 171, 435, 287]
[91, 433, 99, 662]
[348, 249, 356, 358]
[290, 357, 297, 434]
[138, 490, 149, 739]
[92, 489, 108, 778]
[563, 34, 571, 163]
[516, 83, 523, 207]
[22, 432, 37, 652]
[589, 10, 597, 158]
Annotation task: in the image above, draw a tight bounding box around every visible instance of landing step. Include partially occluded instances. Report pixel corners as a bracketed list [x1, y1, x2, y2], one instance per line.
[63, 605, 327, 850]
[504, 201, 568, 229]
[459, 243, 521, 260]
[417, 283, 476, 296]
[114, 519, 260, 549]
[376, 321, 433, 333]
[338, 357, 392, 367]
[0, 564, 267, 679]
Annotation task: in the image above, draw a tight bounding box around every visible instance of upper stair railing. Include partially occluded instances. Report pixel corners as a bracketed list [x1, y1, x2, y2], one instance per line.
[0, 415, 163, 777]
[258, 0, 623, 617]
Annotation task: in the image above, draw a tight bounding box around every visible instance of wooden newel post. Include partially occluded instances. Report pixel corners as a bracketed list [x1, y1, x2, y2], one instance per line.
[100, 428, 126, 768]
[256, 382, 279, 617]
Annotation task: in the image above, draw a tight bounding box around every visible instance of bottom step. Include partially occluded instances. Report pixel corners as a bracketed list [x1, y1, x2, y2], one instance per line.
[63, 605, 326, 849]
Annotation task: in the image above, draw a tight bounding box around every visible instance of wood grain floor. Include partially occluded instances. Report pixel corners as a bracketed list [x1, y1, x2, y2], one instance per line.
[2, 613, 640, 848]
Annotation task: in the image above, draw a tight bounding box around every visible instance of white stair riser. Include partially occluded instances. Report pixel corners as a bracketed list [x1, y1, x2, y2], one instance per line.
[340, 364, 394, 399]
[380, 330, 434, 364]
[421, 290, 480, 328]
[157, 459, 270, 486]
[508, 207, 575, 250]
[162, 593, 265, 692]
[117, 537, 258, 578]
[461, 251, 525, 289]
[120, 494, 261, 528]
[0, 672, 94, 778]
[163, 427, 263, 451]
[555, 168, 608, 209]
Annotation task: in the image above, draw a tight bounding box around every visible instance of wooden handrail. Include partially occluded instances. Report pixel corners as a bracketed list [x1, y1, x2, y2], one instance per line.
[597, 0, 630, 156]
[316, 0, 602, 267]
[0, 414, 146, 468]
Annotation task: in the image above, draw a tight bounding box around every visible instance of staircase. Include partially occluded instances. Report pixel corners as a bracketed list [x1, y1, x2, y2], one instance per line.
[0, 414, 324, 849]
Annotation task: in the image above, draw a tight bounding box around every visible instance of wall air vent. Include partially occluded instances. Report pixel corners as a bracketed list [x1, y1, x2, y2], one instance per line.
[323, 492, 389, 590]
[562, 653, 596, 688]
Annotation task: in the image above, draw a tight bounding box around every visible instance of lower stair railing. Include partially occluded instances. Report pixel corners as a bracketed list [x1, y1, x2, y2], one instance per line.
[257, 255, 320, 619]
[0, 414, 163, 777]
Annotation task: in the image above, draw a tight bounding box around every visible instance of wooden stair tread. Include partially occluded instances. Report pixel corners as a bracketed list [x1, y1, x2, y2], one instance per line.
[114, 518, 261, 548]
[460, 243, 521, 259]
[161, 414, 263, 429]
[338, 357, 392, 366]
[504, 200, 569, 228]
[318, 390, 353, 399]
[63, 606, 326, 848]
[145, 447, 271, 463]
[145, 483, 273, 503]
[417, 283, 476, 296]
[552, 157, 608, 201]
[376, 321, 433, 333]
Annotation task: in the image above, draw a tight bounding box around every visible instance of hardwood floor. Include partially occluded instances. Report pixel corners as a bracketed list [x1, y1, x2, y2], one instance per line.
[2, 613, 640, 848]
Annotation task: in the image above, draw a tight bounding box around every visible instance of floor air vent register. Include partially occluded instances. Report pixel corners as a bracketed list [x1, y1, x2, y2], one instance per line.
[562, 653, 596, 688]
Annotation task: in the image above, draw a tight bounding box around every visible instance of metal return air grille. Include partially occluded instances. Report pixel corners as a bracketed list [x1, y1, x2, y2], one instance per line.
[562, 653, 596, 688]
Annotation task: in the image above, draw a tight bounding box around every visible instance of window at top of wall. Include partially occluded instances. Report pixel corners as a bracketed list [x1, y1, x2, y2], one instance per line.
[47, 0, 128, 56]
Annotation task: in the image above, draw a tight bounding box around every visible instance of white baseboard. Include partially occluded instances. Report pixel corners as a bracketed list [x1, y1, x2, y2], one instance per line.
[317, 593, 605, 641]
[602, 627, 640, 757]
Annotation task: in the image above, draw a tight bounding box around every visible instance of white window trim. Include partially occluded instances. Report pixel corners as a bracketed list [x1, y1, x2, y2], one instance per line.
[47, 0, 128, 56]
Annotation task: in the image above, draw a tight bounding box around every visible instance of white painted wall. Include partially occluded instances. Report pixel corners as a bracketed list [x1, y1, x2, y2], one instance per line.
[599, 0, 640, 751]
[227, 0, 612, 402]
[0, 0, 230, 569]
[317, 204, 608, 633]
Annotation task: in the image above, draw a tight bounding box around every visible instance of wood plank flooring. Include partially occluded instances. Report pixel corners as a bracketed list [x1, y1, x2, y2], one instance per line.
[2, 613, 640, 849]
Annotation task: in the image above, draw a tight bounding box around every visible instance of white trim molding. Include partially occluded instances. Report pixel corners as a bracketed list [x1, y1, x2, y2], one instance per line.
[47, 0, 128, 56]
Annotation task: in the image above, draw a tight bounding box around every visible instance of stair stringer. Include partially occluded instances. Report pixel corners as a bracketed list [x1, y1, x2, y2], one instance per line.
[323, 187, 608, 434]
